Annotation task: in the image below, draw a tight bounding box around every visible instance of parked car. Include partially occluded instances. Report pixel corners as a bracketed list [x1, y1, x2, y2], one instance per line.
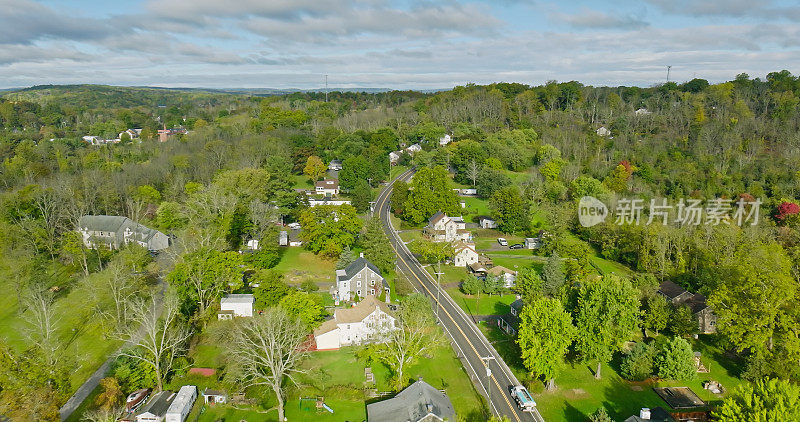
[509, 243, 524, 249]
[287, 222, 301, 229]
[509, 385, 536, 412]
[497, 238, 508, 246]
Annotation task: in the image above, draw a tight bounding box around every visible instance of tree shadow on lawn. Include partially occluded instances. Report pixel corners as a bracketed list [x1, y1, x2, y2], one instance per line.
[562, 402, 587, 421]
[693, 334, 745, 378]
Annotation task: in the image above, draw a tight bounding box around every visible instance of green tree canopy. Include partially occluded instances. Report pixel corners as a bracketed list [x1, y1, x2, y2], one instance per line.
[517, 296, 576, 390]
[403, 166, 460, 224]
[714, 378, 800, 421]
[299, 204, 362, 257]
[574, 275, 641, 379]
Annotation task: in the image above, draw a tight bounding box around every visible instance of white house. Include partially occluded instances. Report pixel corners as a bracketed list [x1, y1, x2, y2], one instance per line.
[135, 391, 175, 422]
[453, 242, 479, 268]
[218, 294, 254, 320]
[634, 108, 652, 115]
[425, 212, 471, 243]
[487, 265, 517, 288]
[329, 159, 343, 171]
[389, 151, 402, 165]
[478, 216, 498, 229]
[439, 134, 452, 146]
[315, 179, 340, 196]
[335, 256, 389, 302]
[165, 385, 196, 422]
[246, 239, 259, 250]
[596, 126, 611, 137]
[314, 296, 396, 350]
[405, 143, 422, 154]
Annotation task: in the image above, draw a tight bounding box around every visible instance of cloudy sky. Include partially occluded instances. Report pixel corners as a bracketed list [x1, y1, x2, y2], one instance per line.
[2, 0, 799, 89]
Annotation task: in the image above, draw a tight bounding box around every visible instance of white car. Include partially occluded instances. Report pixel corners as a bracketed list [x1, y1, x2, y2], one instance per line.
[497, 238, 508, 246]
[287, 222, 301, 230]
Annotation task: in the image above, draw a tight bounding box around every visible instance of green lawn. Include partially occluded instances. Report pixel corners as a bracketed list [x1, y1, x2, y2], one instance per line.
[0, 266, 122, 392]
[291, 174, 314, 190]
[389, 165, 409, 181]
[398, 229, 424, 243]
[591, 256, 634, 277]
[461, 196, 490, 222]
[273, 247, 336, 285]
[447, 289, 518, 316]
[190, 345, 486, 422]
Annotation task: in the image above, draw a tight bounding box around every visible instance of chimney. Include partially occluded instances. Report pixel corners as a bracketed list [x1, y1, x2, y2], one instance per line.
[640, 408, 651, 420]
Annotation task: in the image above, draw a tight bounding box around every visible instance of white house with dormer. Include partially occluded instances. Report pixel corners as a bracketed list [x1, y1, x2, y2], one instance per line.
[313, 296, 396, 350]
[425, 211, 471, 243]
[453, 242, 479, 267]
[315, 179, 340, 196]
[335, 256, 390, 302]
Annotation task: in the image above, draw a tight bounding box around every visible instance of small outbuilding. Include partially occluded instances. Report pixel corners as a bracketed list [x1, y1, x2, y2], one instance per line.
[202, 389, 227, 405]
[218, 294, 254, 320]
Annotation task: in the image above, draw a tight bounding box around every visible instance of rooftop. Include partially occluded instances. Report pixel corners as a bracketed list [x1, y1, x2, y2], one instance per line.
[366, 380, 455, 422]
[221, 294, 254, 304]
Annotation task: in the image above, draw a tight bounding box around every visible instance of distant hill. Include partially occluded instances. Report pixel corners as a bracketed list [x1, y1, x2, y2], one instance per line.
[2, 84, 246, 109]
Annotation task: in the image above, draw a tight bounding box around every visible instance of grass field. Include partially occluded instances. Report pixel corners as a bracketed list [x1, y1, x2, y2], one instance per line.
[291, 174, 314, 190]
[0, 265, 122, 392]
[273, 247, 336, 285]
[184, 344, 485, 422]
[447, 289, 518, 316]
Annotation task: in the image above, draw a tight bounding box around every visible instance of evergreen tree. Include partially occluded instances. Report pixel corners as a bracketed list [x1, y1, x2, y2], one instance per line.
[542, 253, 565, 297]
[360, 217, 395, 273]
[336, 246, 356, 270]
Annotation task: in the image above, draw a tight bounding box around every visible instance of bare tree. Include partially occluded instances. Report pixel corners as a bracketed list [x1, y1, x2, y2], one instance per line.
[33, 188, 66, 259]
[96, 262, 145, 330]
[22, 286, 61, 367]
[374, 293, 444, 390]
[226, 308, 308, 422]
[81, 406, 124, 422]
[115, 293, 192, 392]
[466, 159, 480, 187]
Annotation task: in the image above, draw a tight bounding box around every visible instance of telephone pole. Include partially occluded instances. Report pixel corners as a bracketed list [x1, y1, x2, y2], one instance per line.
[325, 74, 328, 102]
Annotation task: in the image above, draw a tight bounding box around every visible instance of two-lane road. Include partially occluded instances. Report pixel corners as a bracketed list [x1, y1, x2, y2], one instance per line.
[376, 168, 544, 422]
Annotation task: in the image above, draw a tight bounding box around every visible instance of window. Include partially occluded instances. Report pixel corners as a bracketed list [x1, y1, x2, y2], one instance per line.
[357, 290, 361, 296]
[370, 289, 375, 295]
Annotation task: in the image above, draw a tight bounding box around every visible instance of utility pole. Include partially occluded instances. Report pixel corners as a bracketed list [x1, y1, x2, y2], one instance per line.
[666, 65, 672, 83]
[482, 355, 496, 414]
[434, 260, 443, 321]
[325, 74, 328, 102]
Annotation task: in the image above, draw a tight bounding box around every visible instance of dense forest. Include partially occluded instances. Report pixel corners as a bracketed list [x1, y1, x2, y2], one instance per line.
[2, 72, 800, 420]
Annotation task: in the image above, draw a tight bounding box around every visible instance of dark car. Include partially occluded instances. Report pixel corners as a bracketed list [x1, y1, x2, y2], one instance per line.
[509, 243, 524, 249]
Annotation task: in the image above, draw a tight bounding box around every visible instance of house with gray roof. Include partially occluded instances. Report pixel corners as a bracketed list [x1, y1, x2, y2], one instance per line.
[135, 391, 175, 422]
[658, 281, 717, 334]
[335, 256, 390, 302]
[78, 215, 169, 251]
[367, 379, 455, 422]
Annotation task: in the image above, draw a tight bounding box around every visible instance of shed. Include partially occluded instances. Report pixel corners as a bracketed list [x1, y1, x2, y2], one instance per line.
[202, 389, 227, 405]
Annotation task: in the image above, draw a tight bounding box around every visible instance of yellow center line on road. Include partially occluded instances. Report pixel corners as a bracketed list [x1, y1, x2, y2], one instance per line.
[377, 171, 526, 422]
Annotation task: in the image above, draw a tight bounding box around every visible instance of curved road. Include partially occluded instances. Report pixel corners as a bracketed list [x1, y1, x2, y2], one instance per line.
[377, 168, 544, 422]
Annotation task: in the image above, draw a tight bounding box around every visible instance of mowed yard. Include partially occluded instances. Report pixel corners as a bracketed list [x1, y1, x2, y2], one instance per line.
[183, 337, 486, 421]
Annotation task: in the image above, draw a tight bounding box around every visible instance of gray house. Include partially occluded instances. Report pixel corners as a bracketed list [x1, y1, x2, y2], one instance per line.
[78, 215, 169, 251]
[134, 391, 175, 422]
[367, 379, 455, 422]
[658, 280, 717, 334]
[335, 256, 390, 302]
